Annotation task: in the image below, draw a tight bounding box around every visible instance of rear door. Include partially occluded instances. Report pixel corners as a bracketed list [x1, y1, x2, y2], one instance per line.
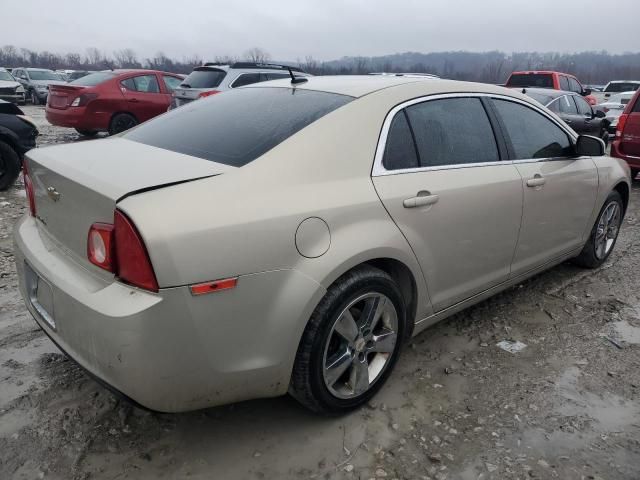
[119, 74, 166, 122]
[556, 94, 584, 132]
[490, 98, 598, 276]
[372, 95, 523, 312]
[573, 95, 600, 135]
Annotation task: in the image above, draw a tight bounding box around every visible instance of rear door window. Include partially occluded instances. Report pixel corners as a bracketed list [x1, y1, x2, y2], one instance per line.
[559, 95, 578, 114]
[230, 73, 262, 88]
[382, 111, 419, 170]
[559, 76, 570, 91]
[405, 97, 499, 167]
[121, 75, 160, 93]
[181, 68, 226, 88]
[124, 87, 353, 167]
[493, 99, 572, 159]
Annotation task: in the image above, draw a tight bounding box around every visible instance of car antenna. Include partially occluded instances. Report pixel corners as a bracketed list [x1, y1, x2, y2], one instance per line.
[288, 67, 307, 85]
[522, 88, 527, 94]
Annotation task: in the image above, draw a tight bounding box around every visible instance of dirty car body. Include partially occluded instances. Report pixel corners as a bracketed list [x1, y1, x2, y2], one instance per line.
[14, 77, 631, 413]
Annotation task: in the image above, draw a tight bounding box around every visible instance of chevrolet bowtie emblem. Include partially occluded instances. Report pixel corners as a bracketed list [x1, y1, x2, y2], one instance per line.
[47, 186, 61, 202]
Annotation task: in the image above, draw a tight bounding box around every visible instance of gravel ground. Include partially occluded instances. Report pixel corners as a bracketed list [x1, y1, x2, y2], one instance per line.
[1, 105, 639, 480]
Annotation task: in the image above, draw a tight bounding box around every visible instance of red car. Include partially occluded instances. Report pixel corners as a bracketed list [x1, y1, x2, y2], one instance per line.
[46, 70, 183, 136]
[505, 70, 597, 106]
[611, 89, 640, 181]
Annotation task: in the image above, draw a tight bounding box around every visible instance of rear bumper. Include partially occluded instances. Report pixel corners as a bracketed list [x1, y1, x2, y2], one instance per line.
[611, 140, 640, 169]
[14, 215, 325, 412]
[45, 105, 109, 131]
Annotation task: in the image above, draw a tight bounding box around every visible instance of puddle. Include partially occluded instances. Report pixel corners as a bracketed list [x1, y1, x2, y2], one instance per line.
[609, 320, 640, 344]
[556, 367, 639, 432]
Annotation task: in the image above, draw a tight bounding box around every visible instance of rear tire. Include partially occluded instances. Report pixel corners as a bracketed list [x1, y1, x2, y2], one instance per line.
[108, 113, 137, 136]
[75, 129, 98, 137]
[0, 140, 22, 191]
[290, 265, 406, 414]
[572, 191, 624, 269]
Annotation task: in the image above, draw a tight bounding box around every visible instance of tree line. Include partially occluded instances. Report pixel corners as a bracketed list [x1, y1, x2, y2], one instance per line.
[2, 45, 639, 84]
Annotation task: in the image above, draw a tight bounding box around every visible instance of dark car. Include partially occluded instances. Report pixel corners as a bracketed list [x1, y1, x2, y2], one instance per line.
[0, 100, 38, 189]
[46, 70, 184, 136]
[611, 89, 640, 181]
[522, 88, 609, 143]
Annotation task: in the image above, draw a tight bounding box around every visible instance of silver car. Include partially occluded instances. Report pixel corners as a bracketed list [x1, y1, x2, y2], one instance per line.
[0, 68, 26, 104]
[169, 61, 310, 109]
[11, 67, 66, 105]
[15, 77, 630, 413]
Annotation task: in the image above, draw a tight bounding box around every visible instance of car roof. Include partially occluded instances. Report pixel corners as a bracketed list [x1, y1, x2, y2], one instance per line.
[246, 75, 534, 100]
[511, 70, 571, 75]
[519, 87, 575, 98]
[607, 80, 640, 83]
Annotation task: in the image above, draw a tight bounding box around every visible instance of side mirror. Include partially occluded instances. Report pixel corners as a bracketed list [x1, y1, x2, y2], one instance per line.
[576, 135, 605, 157]
[582, 88, 592, 96]
[594, 110, 606, 119]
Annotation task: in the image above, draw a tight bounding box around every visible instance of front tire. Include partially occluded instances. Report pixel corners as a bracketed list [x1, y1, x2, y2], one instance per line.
[75, 128, 98, 137]
[0, 140, 22, 191]
[108, 113, 138, 136]
[573, 191, 624, 268]
[30, 90, 40, 105]
[290, 265, 406, 414]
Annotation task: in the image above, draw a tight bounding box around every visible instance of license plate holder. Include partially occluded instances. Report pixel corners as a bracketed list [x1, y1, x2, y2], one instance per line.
[24, 262, 56, 330]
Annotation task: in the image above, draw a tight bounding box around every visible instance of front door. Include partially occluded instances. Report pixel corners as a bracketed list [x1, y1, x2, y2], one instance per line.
[490, 98, 599, 276]
[372, 96, 523, 312]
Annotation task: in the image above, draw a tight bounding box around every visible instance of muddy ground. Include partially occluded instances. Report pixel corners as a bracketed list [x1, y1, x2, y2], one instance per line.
[1, 105, 639, 480]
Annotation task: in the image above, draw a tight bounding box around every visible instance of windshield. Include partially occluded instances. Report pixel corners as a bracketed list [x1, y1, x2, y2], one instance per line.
[526, 92, 554, 106]
[0, 71, 15, 81]
[181, 68, 226, 88]
[604, 82, 640, 93]
[27, 70, 60, 81]
[125, 87, 353, 167]
[507, 73, 554, 88]
[70, 72, 116, 86]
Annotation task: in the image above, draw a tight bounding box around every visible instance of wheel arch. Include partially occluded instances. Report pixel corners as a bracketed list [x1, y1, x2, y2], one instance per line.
[613, 181, 630, 214]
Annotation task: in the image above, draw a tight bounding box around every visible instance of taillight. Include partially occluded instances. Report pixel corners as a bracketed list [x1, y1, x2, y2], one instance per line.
[23, 159, 36, 216]
[114, 211, 158, 292]
[87, 210, 159, 292]
[88, 223, 115, 271]
[198, 90, 220, 98]
[70, 93, 98, 107]
[616, 114, 629, 139]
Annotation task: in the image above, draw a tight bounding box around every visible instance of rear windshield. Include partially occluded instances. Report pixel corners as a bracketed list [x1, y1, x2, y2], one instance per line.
[604, 82, 640, 93]
[507, 74, 554, 88]
[27, 70, 60, 81]
[125, 87, 353, 167]
[71, 72, 116, 86]
[181, 68, 227, 89]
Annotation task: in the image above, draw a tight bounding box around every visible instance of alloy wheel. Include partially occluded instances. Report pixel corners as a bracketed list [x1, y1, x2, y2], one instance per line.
[322, 292, 399, 399]
[595, 201, 621, 260]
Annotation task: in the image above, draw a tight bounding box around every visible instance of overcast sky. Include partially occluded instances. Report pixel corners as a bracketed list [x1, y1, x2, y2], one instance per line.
[4, 0, 639, 61]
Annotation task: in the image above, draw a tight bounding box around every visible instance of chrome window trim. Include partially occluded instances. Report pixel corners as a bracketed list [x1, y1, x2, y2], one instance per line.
[372, 92, 579, 177]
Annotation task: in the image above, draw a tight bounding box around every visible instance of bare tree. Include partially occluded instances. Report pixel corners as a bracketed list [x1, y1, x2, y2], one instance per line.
[243, 47, 271, 63]
[113, 48, 140, 69]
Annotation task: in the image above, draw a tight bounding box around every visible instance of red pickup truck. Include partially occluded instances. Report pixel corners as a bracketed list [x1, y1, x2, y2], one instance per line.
[611, 89, 640, 181]
[506, 71, 597, 106]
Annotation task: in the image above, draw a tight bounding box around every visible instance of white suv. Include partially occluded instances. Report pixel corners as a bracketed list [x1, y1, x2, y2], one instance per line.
[169, 62, 310, 109]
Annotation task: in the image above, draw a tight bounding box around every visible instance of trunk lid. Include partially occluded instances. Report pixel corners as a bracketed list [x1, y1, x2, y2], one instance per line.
[47, 84, 86, 109]
[27, 138, 234, 269]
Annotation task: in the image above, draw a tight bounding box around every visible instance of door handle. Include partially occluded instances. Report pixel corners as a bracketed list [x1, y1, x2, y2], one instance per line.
[526, 175, 546, 188]
[403, 191, 439, 208]
[128, 98, 139, 103]
[565, 119, 573, 124]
